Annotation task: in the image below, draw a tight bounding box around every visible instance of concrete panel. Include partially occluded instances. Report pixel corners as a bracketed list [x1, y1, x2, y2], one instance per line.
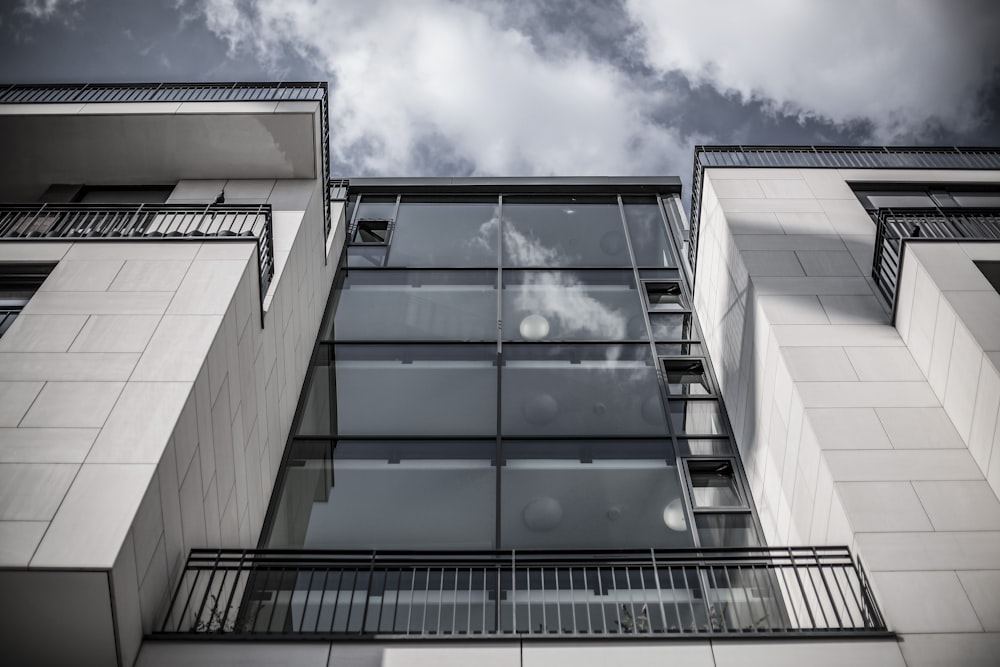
[109, 259, 191, 292]
[20, 380, 124, 427]
[712, 639, 904, 667]
[70, 314, 161, 353]
[875, 407, 966, 449]
[32, 463, 156, 568]
[22, 291, 173, 315]
[898, 632, 1000, 667]
[873, 571, 981, 633]
[0, 381, 43, 426]
[0, 352, 138, 381]
[523, 642, 714, 667]
[40, 259, 124, 292]
[0, 521, 47, 565]
[87, 382, 192, 464]
[844, 347, 923, 382]
[913, 481, 1000, 531]
[783, 348, 857, 381]
[137, 641, 331, 667]
[167, 259, 247, 316]
[824, 449, 981, 482]
[0, 462, 78, 520]
[131, 315, 223, 382]
[0, 570, 118, 667]
[0, 426, 97, 463]
[837, 481, 932, 532]
[944, 289, 1000, 352]
[796, 250, 861, 276]
[0, 314, 88, 352]
[818, 295, 887, 324]
[856, 531, 1000, 571]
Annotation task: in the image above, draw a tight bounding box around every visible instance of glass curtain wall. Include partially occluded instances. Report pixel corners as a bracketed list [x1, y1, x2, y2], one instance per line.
[265, 192, 759, 552]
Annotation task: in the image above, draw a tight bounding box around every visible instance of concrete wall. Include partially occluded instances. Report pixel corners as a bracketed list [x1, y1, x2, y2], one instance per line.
[137, 638, 905, 667]
[693, 168, 1000, 666]
[0, 180, 343, 666]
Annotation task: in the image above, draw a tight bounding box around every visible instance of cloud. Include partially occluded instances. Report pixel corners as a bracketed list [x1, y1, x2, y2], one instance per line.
[193, 0, 691, 177]
[17, 0, 82, 20]
[625, 0, 1000, 140]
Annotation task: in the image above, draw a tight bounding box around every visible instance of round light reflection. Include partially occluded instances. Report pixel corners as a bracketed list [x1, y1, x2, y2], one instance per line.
[519, 314, 550, 340]
[662, 498, 687, 531]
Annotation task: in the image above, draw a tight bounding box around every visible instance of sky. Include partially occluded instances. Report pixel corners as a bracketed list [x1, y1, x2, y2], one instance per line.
[2, 0, 1000, 196]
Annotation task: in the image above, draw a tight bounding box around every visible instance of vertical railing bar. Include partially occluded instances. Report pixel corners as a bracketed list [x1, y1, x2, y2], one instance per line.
[650, 551, 667, 634]
[624, 566, 638, 634]
[296, 568, 316, 632]
[789, 552, 817, 629]
[610, 568, 622, 634]
[193, 552, 224, 631]
[843, 561, 869, 628]
[421, 566, 431, 635]
[162, 552, 194, 632]
[830, 565, 856, 628]
[805, 564, 830, 629]
[374, 566, 388, 634]
[680, 566, 698, 633]
[406, 567, 416, 636]
[260, 568, 282, 634]
[329, 568, 345, 633]
[569, 566, 578, 635]
[582, 567, 593, 634]
[597, 567, 608, 634]
[777, 566, 803, 630]
[466, 566, 473, 635]
[705, 565, 728, 632]
[722, 565, 746, 633]
[360, 558, 377, 635]
[342, 567, 359, 634]
[173, 562, 202, 632]
[436, 566, 445, 635]
[451, 565, 459, 635]
[388, 567, 401, 634]
[313, 569, 330, 633]
[554, 566, 562, 634]
[219, 551, 247, 632]
[814, 549, 843, 629]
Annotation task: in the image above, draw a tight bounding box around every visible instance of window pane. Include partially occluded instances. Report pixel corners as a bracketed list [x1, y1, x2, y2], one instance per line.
[354, 196, 397, 221]
[501, 440, 691, 549]
[645, 282, 687, 311]
[668, 400, 725, 435]
[267, 440, 496, 549]
[623, 199, 675, 267]
[327, 270, 497, 341]
[354, 219, 389, 243]
[677, 439, 733, 457]
[663, 359, 710, 395]
[346, 246, 386, 267]
[502, 197, 629, 267]
[656, 342, 703, 356]
[501, 344, 666, 436]
[502, 270, 646, 341]
[688, 460, 742, 508]
[650, 314, 692, 340]
[387, 197, 499, 267]
[695, 514, 759, 547]
[329, 345, 497, 436]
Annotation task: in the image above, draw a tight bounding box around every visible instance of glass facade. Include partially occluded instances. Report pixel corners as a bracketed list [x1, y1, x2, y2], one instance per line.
[265, 188, 760, 552]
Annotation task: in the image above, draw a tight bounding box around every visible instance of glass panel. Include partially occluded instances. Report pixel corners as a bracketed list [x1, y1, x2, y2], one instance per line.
[502, 197, 629, 267]
[866, 194, 934, 208]
[387, 197, 499, 267]
[501, 344, 667, 436]
[639, 269, 681, 280]
[649, 314, 692, 340]
[323, 345, 497, 436]
[623, 199, 675, 267]
[695, 514, 759, 547]
[688, 461, 742, 508]
[668, 400, 725, 435]
[267, 440, 496, 549]
[645, 282, 686, 311]
[954, 193, 1000, 207]
[354, 219, 389, 243]
[662, 359, 711, 395]
[327, 270, 497, 341]
[502, 270, 646, 341]
[346, 246, 387, 267]
[501, 440, 691, 549]
[656, 342, 703, 356]
[354, 196, 397, 221]
[677, 438, 733, 457]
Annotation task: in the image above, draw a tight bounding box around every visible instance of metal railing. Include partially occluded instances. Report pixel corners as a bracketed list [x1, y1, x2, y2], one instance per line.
[0, 203, 275, 322]
[158, 547, 888, 639]
[873, 207, 1000, 307]
[689, 145, 1000, 275]
[0, 81, 332, 241]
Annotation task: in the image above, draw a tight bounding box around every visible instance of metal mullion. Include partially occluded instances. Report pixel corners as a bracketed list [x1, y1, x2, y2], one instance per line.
[496, 194, 504, 549]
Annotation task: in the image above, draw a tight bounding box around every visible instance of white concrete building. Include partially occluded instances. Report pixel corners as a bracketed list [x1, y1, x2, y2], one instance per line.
[0, 89, 998, 667]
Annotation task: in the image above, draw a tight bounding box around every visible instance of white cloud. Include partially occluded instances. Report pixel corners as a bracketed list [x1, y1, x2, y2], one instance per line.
[17, 0, 83, 20]
[195, 0, 691, 176]
[625, 0, 1000, 140]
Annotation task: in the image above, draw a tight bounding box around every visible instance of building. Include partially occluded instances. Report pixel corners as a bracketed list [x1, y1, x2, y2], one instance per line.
[0, 85, 998, 667]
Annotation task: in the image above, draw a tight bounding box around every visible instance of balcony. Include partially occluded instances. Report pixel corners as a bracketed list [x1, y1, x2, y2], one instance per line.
[157, 547, 889, 639]
[872, 207, 1000, 308]
[0, 203, 275, 320]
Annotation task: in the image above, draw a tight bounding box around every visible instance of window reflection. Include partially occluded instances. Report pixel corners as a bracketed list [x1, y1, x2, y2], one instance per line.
[500, 440, 692, 549]
[388, 197, 499, 267]
[502, 270, 646, 341]
[502, 197, 629, 267]
[328, 270, 497, 341]
[322, 345, 497, 436]
[501, 344, 666, 436]
[668, 400, 726, 435]
[623, 198, 676, 267]
[267, 440, 496, 549]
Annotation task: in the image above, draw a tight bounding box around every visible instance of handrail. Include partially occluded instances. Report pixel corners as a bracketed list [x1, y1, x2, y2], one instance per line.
[0, 203, 275, 326]
[872, 206, 1000, 310]
[688, 145, 1000, 275]
[158, 546, 889, 638]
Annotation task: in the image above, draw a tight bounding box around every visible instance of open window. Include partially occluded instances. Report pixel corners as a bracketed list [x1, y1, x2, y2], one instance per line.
[643, 281, 686, 311]
[662, 358, 711, 396]
[0, 263, 56, 337]
[353, 218, 391, 244]
[687, 460, 744, 509]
